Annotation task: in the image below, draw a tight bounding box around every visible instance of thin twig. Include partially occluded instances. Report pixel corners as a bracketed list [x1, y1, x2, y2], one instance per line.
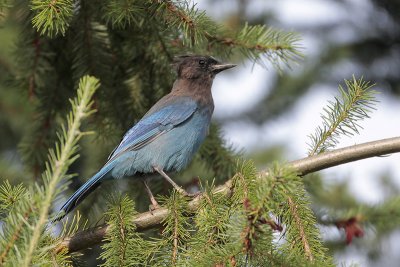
[22, 77, 98, 266]
[0, 207, 32, 264]
[172, 209, 178, 265]
[118, 204, 127, 266]
[57, 136, 400, 253]
[287, 196, 313, 261]
[155, 0, 196, 45]
[204, 32, 292, 53]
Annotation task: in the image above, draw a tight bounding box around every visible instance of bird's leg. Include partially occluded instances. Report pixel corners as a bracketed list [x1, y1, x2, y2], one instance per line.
[153, 166, 188, 196]
[143, 179, 161, 211]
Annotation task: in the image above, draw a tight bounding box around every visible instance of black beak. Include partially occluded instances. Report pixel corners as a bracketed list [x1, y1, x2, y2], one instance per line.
[211, 63, 237, 73]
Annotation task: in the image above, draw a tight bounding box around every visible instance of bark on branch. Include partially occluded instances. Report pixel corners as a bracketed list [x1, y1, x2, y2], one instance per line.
[57, 136, 400, 254]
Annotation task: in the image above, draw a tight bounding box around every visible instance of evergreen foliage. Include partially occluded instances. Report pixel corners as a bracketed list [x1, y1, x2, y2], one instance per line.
[231, 162, 333, 266]
[9, 0, 302, 181]
[0, 75, 99, 266]
[93, 161, 336, 266]
[308, 77, 377, 156]
[0, 0, 397, 266]
[99, 195, 148, 266]
[79, 161, 335, 266]
[229, 23, 302, 69]
[102, 0, 144, 29]
[31, 0, 73, 37]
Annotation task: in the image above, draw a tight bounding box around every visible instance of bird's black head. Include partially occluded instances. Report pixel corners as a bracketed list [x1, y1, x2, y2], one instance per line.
[173, 55, 236, 80]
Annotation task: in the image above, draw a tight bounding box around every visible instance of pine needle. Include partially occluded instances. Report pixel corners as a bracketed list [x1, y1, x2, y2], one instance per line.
[308, 76, 378, 156]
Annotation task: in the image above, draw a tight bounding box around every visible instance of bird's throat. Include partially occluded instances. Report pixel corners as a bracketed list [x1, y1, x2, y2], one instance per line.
[171, 78, 214, 111]
[172, 77, 213, 95]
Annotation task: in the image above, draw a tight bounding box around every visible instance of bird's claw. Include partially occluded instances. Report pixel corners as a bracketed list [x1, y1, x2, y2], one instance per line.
[183, 191, 201, 198]
[149, 203, 161, 215]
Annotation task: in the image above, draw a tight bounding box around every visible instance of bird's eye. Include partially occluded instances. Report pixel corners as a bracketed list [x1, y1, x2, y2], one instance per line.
[198, 60, 205, 65]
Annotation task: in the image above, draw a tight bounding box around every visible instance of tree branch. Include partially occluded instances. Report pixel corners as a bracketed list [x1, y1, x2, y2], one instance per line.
[287, 196, 314, 261]
[57, 136, 400, 254]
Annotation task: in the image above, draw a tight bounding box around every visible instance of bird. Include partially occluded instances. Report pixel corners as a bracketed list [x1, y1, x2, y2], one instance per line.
[56, 55, 236, 219]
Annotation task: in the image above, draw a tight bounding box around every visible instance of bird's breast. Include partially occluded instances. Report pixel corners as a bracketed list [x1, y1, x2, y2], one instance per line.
[111, 111, 211, 177]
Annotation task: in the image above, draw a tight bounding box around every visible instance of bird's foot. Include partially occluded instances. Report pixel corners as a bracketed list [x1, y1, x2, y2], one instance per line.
[149, 202, 161, 215]
[182, 190, 201, 198]
[153, 166, 202, 199]
[148, 194, 161, 215]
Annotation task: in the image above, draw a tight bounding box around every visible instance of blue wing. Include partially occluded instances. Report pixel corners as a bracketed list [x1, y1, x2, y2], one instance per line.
[107, 96, 198, 162]
[56, 97, 198, 219]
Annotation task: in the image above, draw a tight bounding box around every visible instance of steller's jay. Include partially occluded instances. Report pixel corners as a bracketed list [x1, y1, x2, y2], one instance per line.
[57, 55, 236, 219]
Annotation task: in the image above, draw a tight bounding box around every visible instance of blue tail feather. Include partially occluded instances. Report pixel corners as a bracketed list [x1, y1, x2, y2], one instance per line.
[55, 162, 115, 220]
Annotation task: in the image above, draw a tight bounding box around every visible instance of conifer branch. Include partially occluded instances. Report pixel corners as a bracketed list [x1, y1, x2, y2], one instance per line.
[103, 0, 144, 28]
[0, 206, 32, 264]
[153, 0, 214, 46]
[99, 195, 143, 266]
[0, 182, 33, 264]
[31, 0, 73, 37]
[255, 164, 329, 264]
[287, 196, 313, 261]
[20, 76, 99, 266]
[161, 192, 191, 266]
[15, 5, 64, 177]
[172, 209, 179, 265]
[152, 0, 301, 68]
[205, 24, 302, 69]
[290, 136, 400, 174]
[59, 136, 400, 253]
[308, 76, 377, 156]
